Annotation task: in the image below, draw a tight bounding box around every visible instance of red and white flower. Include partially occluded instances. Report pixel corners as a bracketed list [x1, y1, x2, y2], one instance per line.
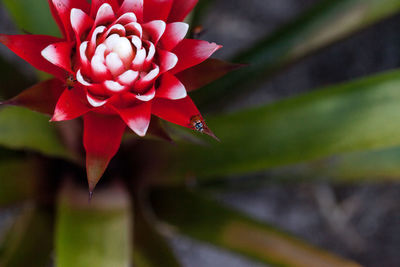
[0, 0, 237, 191]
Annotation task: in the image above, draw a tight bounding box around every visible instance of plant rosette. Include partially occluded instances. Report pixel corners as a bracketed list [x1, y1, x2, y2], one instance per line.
[0, 0, 237, 191]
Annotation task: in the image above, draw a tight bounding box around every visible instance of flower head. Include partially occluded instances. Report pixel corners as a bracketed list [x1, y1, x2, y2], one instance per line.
[0, 0, 237, 191]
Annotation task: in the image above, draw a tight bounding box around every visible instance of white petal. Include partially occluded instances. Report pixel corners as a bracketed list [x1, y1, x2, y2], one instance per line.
[105, 24, 126, 38]
[70, 8, 92, 38]
[115, 12, 137, 25]
[145, 41, 155, 63]
[91, 54, 108, 77]
[142, 20, 166, 44]
[104, 33, 120, 51]
[159, 50, 178, 72]
[136, 87, 155, 102]
[87, 94, 107, 107]
[130, 35, 142, 50]
[77, 69, 91, 86]
[105, 52, 125, 77]
[156, 74, 187, 100]
[94, 3, 115, 26]
[125, 22, 142, 38]
[118, 70, 139, 85]
[79, 41, 89, 65]
[94, 44, 107, 60]
[104, 80, 125, 92]
[140, 65, 159, 83]
[113, 37, 134, 67]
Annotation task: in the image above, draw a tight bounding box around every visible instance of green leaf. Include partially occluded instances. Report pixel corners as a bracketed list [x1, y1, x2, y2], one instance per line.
[266, 146, 400, 183]
[0, 57, 34, 100]
[163, 69, 400, 181]
[0, 204, 54, 267]
[133, 204, 181, 267]
[0, 158, 38, 206]
[151, 188, 361, 267]
[193, 0, 400, 108]
[55, 182, 133, 267]
[0, 106, 73, 160]
[1, 0, 60, 36]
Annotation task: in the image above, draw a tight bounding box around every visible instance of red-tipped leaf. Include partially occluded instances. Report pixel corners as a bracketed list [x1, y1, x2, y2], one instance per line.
[83, 113, 126, 192]
[171, 39, 222, 74]
[167, 0, 198, 23]
[176, 59, 243, 92]
[3, 79, 64, 115]
[0, 34, 67, 80]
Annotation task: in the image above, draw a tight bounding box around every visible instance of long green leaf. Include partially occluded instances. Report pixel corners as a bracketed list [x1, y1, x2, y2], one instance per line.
[0, 158, 38, 206]
[55, 182, 132, 267]
[0, 204, 53, 267]
[133, 204, 181, 267]
[150, 188, 361, 267]
[193, 0, 400, 108]
[162, 69, 400, 181]
[265, 146, 400, 183]
[0, 106, 73, 160]
[1, 0, 60, 36]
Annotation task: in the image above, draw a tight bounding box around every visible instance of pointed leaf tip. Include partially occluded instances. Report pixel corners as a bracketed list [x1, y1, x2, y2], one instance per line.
[4, 79, 64, 115]
[88, 191, 94, 203]
[204, 128, 220, 142]
[83, 113, 126, 192]
[86, 155, 109, 193]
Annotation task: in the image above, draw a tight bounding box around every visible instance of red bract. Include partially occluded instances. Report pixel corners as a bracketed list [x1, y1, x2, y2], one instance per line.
[0, 0, 236, 191]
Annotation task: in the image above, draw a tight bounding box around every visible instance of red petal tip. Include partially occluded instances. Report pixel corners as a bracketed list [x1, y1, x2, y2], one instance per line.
[50, 113, 65, 122]
[203, 128, 220, 142]
[86, 156, 108, 193]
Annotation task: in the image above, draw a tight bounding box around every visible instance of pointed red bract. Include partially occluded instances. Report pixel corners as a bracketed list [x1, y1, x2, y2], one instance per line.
[171, 39, 222, 74]
[48, 0, 67, 38]
[41, 41, 73, 72]
[167, 0, 198, 23]
[118, 0, 143, 21]
[156, 73, 186, 99]
[143, 0, 173, 22]
[91, 0, 120, 18]
[83, 113, 126, 192]
[176, 59, 243, 92]
[160, 22, 189, 50]
[152, 96, 200, 128]
[3, 79, 64, 115]
[0, 34, 67, 80]
[71, 8, 94, 42]
[113, 101, 151, 136]
[50, 0, 90, 40]
[52, 88, 91, 121]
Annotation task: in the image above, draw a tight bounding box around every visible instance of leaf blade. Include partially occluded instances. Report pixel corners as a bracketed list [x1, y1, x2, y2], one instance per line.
[55, 182, 133, 267]
[163, 69, 400, 181]
[0, 106, 73, 160]
[151, 188, 361, 267]
[193, 0, 400, 108]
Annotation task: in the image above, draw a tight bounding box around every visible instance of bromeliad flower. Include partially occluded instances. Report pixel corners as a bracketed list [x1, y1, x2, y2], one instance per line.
[0, 0, 237, 191]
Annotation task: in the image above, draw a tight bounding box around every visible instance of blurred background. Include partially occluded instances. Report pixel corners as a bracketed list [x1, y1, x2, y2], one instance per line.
[1, 0, 400, 266]
[168, 0, 400, 266]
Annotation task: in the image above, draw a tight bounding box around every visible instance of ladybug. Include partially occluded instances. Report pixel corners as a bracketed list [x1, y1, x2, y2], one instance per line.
[190, 115, 204, 133]
[66, 75, 76, 90]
